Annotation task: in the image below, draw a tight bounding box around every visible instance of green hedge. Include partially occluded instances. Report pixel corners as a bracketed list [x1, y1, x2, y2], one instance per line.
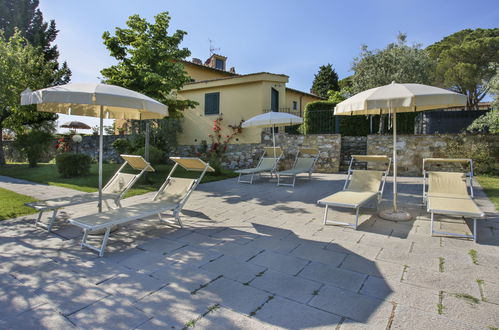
[56, 153, 92, 178]
[301, 101, 338, 134]
[301, 100, 417, 135]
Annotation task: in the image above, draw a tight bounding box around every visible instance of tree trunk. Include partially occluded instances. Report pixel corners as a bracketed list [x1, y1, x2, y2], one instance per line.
[0, 124, 5, 165]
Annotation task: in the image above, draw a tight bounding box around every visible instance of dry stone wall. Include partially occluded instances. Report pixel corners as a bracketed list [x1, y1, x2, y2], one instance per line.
[367, 134, 499, 176]
[176, 132, 342, 173]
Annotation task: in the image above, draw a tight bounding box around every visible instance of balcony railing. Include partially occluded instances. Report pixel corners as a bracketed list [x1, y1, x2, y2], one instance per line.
[262, 108, 301, 117]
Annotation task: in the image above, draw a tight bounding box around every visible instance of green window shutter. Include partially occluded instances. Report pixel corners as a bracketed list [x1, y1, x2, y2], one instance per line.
[205, 92, 220, 115]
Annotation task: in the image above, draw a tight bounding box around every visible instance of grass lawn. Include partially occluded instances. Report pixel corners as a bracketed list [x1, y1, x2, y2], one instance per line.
[0, 162, 238, 198]
[477, 175, 499, 211]
[0, 187, 37, 220]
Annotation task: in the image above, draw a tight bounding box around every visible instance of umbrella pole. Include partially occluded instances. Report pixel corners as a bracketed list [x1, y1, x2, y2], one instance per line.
[98, 105, 104, 213]
[392, 110, 397, 212]
[273, 125, 276, 160]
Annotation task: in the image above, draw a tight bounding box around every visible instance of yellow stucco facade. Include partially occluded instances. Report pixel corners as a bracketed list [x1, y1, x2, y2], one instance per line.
[178, 61, 323, 145]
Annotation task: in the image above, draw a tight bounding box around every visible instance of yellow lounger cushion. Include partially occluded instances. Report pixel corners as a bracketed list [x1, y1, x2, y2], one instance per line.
[236, 158, 278, 174]
[428, 196, 484, 218]
[70, 201, 177, 231]
[27, 192, 117, 210]
[427, 171, 469, 198]
[318, 191, 378, 208]
[278, 158, 316, 175]
[348, 170, 384, 192]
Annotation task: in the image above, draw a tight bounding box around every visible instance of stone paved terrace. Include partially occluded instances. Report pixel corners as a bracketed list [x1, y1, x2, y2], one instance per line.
[0, 173, 498, 329]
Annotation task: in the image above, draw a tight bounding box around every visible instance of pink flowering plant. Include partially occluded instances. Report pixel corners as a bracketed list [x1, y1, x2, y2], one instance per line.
[197, 114, 243, 175]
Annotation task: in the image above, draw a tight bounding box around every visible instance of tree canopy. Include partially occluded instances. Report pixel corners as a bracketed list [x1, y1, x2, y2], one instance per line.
[0, 31, 57, 164]
[426, 28, 499, 110]
[0, 0, 71, 84]
[310, 64, 339, 98]
[101, 12, 196, 116]
[351, 33, 434, 94]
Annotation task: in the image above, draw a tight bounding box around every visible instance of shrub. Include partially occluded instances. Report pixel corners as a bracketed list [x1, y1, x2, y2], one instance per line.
[14, 130, 53, 167]
[301, 101, 337, 134]
[112, 138, 132, 155]
[441, 134, 496, 175]
[134, 146, 165, 165]
[56, 153, 92, 178]
[467, 110, 499, 134]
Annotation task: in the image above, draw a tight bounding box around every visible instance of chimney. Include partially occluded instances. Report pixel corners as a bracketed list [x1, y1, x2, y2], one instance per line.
[192, 58, 202, 65]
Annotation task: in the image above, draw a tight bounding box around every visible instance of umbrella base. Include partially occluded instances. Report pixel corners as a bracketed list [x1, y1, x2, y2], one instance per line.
[379, 209, 412, 221]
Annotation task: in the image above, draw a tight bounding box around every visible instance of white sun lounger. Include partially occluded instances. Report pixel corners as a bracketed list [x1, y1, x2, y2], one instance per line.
[68, 157, 214, 256]
[422, 157, 475, 203]
[236, 147, 283, 184]
[277, 148, 319, 187]
[423, 158, 484, 242]
[318, 155, 391, 229]
[26, 154, 154, 232]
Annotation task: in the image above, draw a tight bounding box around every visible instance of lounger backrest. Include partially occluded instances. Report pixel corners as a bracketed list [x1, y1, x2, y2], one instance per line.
[428, 172, 469, 197]
[102, 173, 137, 194]
[347, 170, 383, 192]
[294, 158, 316, 171]
[155, 177, 196, 204]
[264, 147, 283, 158]
[258, 157, 279, 170]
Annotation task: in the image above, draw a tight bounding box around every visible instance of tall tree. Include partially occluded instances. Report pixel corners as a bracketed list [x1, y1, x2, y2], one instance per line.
[0, 31, 57, 164]
[427, 28, 499, 110]
[101, 12, 196, 116]
[0, 0, 71, 84]
[352, 33, 434, 93]
[351, 33, 435, 133]
[310, 64, 339, 98]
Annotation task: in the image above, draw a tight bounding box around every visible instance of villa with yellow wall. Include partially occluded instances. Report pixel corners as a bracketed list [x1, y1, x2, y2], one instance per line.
[177, 54, 323, 145]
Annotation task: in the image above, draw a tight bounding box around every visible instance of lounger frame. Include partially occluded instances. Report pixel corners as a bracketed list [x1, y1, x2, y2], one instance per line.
[70, 157, 213, 256]
[237, 147, 283, 184]
[30, 155, 154, 232]
[423, 160, 484, 242]
[422, 158, 474, 203]
[320, 155, 391, 229]
[276, 148, 319, 187]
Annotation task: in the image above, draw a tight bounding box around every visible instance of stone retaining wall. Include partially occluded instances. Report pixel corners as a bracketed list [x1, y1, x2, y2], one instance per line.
[367, 134, 499, 175]
[176, 132, 342, 173]
[3, 135, 124, 163]
[4, 133, 497, 175]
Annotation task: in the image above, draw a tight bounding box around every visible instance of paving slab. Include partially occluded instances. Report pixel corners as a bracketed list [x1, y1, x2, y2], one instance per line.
[200, 255, 266, 283]
[196, 277, 270, 315]
[299, 261, 367, 292]
[255, 296, 342, 329]
[99, 271, 166, 302]
[34, 278, 109, 316]
[249, 250, 309, 275]
[250, 269, 322, 303]
[68, 296, 150, 330]
[389, 305, 473, 330]
[135, 283, 216, 328]
[0, 303, 76, 329]
[309, 285, 392, 323]
[194, 306, 275, 329]
[151, 262, 221, 292]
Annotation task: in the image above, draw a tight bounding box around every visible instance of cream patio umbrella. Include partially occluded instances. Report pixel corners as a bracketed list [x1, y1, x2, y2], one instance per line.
[334, 82, 466, 221]
[21, 83, 168, 212]
[242, 112, 303, 159]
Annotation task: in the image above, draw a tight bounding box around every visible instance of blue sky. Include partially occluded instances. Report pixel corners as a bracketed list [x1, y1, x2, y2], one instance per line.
[38, 0, 498, 131]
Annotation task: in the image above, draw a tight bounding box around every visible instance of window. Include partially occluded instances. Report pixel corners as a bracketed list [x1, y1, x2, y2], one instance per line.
[205, 92, 220, 115]
[292, 101, 298, 110]
[215, 58, 224, 70]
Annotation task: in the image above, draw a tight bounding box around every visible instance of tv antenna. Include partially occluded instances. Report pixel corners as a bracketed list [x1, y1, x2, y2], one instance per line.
[209, 39, 220, 56]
